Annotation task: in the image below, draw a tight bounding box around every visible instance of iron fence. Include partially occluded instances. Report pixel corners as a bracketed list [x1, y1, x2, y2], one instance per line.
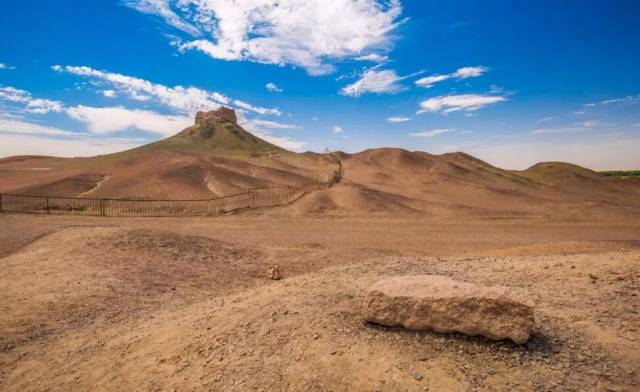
[0, 180, 333, 217]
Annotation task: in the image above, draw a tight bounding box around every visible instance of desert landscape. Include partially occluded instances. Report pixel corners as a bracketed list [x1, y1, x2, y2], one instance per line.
[1, 108, 639, 391]
[2, 2, 640, 390]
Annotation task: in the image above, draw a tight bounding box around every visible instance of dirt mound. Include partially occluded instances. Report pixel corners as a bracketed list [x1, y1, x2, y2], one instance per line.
[518, 162, 613, 191]
[351, 148, 437, 169]
[287, 183, 422, 215]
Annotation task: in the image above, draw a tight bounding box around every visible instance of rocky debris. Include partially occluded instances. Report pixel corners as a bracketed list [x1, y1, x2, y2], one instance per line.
[362, 275, 535, 344]
[195, 107, 237, 125]
[267, 265, 282, 280]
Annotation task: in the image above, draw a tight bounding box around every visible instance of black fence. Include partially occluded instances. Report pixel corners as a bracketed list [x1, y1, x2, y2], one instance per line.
[0, 181, 332, 217]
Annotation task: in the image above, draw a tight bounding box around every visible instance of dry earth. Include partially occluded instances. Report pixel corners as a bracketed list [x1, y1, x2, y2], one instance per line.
[1, 213, 639, 391]
[1, 110, 640, 390]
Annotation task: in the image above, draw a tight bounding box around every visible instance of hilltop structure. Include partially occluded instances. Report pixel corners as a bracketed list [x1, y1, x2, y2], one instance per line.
[195, 107, 238, 125]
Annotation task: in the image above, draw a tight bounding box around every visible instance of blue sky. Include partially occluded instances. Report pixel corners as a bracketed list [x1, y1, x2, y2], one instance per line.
[1, 0, 639, 169]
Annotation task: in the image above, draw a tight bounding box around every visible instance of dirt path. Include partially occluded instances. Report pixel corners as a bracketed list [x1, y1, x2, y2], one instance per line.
[76, 174, 111, 198]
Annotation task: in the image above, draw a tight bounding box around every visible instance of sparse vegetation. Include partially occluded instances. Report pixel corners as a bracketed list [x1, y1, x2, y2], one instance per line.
[600, 170, 640, 178]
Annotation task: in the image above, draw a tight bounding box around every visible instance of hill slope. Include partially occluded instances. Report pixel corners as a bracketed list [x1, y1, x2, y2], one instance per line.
[135, 108, 287, 156]
[0, 108, 337, 198]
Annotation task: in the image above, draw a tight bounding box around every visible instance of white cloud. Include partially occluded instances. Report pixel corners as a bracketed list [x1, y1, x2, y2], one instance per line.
[585, 95, 640, 106]
[355, 53, 389, 63]
[418, 94, 506, 114]
[0, 86, 63, 113]
[123, 0, 201, 36]
[66, 106, 192, 136]
[452, 66, 488, 79]
[250, 119, 300, 130]
[386, 116, 411, 123]
[54, 65, 280, 116]
[250, 132, 306, 151]
[126, 0, 403, 75]
[415, 65, 488, 88]
[601, 96, 640, 105]
[531, 119, 609, 135]
[634, 123, 640, 127]
[459, 130, 473, 134]
[489, 84, 504, 94]
[101, 89, 117, 98]
[265, 82, 282, 93]
[0, 63, 15, 70]
[333, 126, 343, 134]
[26, 99, 64, 114]
[239, 119, 306, 151]
[0, 133, 141, 158]
[531, 127, 588, 135]
[538, 116, 557, 123]
[409, 128, 454, 137]
[233, 99, 281, 116]
[415, 74, 450, 88]
[341, 69, 407, 97]
[0, 118, 79, 137]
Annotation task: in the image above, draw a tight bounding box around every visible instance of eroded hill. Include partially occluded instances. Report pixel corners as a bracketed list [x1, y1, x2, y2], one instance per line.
[1, 108, 639, 220]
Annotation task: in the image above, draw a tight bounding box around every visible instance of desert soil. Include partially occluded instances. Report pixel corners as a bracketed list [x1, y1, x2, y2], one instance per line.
[0, 212, 639, 391]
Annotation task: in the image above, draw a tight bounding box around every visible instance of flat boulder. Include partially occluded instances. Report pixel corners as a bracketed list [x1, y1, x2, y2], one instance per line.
[362, 275, 534, 344]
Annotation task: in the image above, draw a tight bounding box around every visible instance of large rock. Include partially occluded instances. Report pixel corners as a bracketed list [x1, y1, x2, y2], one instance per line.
[362, 275, 535, 344]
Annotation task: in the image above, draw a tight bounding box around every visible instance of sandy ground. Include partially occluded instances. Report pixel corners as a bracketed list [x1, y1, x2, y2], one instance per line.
[0, 212, 639, 391]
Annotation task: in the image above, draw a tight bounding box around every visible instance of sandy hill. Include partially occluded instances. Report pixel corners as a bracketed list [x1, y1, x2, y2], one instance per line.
[284, 148, 640, 220]
[0, 108, 337, 199]
[1, 109, 639, 220]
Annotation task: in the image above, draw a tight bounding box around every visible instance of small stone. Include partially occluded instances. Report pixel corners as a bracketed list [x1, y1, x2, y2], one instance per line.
[267, 265, 282, 280]
[411, 371, 424, 381]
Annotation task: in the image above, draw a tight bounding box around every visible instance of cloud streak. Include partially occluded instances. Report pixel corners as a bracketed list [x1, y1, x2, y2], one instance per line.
[386, 116, 412, 123]
[0, 86, 63, 113]
[415, 66, 488, 88]
[341, 68, 423, 97]
[53, 65, 281, 116]
[265, 82, 282, 93]
[418, 94, 506, 114]
[66, 106, 192, 135]
[0, 118, 79, 137]
[409, 128, 454, 137]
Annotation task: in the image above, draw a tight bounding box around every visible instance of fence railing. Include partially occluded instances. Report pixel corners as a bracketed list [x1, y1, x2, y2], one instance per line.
[0, 180, 333, 217]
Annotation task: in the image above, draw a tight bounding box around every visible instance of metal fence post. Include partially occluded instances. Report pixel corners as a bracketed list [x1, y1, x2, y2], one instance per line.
[100, 199, 105, 217]
[46, 196, 50, 215]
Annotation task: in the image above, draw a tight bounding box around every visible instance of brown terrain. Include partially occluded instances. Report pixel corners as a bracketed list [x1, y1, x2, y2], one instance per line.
[1, 108, 639, 391]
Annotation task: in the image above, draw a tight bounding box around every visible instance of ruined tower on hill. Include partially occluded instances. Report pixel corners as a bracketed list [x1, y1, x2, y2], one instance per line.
[139, 106, 286, 155]
[195, 107, 238, 125]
